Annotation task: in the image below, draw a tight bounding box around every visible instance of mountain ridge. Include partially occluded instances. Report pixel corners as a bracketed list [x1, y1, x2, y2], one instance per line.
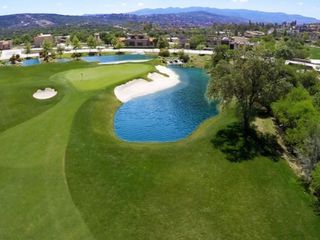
[131, 7, 320, 24]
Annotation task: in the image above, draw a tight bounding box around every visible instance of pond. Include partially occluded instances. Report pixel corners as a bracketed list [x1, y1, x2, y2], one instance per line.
[22, 58, 41, 66]
[82, 54, 153, 64]
[114, 67, 218, 142]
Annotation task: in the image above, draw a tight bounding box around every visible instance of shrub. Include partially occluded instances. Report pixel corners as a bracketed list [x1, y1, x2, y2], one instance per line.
[159, 48, 170, 57]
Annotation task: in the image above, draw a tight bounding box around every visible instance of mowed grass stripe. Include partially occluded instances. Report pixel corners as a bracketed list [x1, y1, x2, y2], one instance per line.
[0, 62, 154, 239]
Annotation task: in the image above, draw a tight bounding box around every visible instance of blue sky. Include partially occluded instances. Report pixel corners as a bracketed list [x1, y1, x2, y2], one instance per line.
[0, 0, 320, 18]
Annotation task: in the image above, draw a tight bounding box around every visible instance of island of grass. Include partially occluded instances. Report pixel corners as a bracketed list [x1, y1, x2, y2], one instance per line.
[0, 61, 320, 239]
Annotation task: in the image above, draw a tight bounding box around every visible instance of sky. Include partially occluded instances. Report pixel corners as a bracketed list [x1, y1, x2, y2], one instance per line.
[0, 0, 320, 18]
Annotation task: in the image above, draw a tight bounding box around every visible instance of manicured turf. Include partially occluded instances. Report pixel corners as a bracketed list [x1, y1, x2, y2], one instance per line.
[0, 62, 154, 239]
[309, 47, 320, 59]
[1, 61, 320, 239]
[64, 64, 154, 91]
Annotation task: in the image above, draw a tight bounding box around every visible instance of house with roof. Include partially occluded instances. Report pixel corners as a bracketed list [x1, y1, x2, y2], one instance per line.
[34, 33, 54, 48]
[0, 40, 13, 50]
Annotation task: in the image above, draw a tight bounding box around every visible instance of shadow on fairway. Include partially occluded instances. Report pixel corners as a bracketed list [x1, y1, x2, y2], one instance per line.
[211, 123, 282, 163]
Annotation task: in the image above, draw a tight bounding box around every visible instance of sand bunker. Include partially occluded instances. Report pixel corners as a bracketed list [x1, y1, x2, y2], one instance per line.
[114, 65, 180, 103]
[33, 88, 57, 100]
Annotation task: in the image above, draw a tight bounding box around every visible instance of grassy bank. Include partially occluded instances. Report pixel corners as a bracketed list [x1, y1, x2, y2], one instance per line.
[309, 46, 320, 59]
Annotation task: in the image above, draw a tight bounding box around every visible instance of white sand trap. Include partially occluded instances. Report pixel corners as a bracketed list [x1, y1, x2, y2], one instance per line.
[33, 88, 57, 100]
[114, 65, 181, 103]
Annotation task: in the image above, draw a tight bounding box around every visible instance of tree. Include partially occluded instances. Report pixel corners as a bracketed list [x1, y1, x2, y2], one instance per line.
[112, 38, 124, 49]
[189, 35, 205, 49]
[87, 35, 97, 50]
[57, 45, 65, 58]
[25, 42, 31, 57]
[178, 51, 190, 63]
[159, 48, 170, 58]
[9, 54, 17, 64]
[156, 37, 169, 49]
[42, 40, 53, 62]
[207, 49, 289, 136]
[298, 71, 320, 95]
[72, 35, 81, 50]
[211, 45, 231, 67]
[275, 46, 294, 60]
[196, 44, 206, 50]
[272, 87, 320, 180]
[22, 34, 32, 44]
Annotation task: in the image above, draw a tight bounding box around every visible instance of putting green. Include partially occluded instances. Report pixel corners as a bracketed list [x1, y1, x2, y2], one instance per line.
[63, 64, 154, 91]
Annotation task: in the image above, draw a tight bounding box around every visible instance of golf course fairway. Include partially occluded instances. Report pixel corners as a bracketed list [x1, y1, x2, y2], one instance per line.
[0, 61, 320, 239]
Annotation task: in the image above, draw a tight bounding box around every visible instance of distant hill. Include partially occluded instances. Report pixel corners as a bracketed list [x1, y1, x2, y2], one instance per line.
[0, 12, 246, 30]
[132, 7, 320, 24]
[0, 7, 318, 31]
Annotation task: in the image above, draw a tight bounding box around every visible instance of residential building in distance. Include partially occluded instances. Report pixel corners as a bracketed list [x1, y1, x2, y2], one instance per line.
[94, 33, 101, 43]
[0, 40, 13, 50]
[124, 34, 155, 48]
[244, 30, 265, 38]
[55, 35, 70, 44]
[34, 33, 54, 48]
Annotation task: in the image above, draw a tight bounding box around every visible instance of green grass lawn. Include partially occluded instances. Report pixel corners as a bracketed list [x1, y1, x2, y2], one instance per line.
[63, 64, 154, 91]
[309, 47, 320, 59]
[0, 61, 320, 239]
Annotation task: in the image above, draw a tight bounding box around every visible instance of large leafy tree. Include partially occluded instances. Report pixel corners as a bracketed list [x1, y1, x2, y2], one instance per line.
[211, 45, 232, 67]
[207, 48, 290, 135]
[87, 35, 97, 50]
[72, 35, 81, 50]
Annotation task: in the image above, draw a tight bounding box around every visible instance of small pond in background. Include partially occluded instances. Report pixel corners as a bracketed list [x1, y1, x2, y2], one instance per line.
[82, 54, 153, 64]
[22, 58, 41, 66]
[114, 66, 218, 142]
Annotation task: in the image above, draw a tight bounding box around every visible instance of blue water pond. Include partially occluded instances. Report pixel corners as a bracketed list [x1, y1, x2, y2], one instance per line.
[22, 58, 41, 66]
[82, 54, 152, 64]
[114, 67, 218, 142]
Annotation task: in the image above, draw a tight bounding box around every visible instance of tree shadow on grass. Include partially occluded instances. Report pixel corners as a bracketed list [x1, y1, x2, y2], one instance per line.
[211, 123, 283, 162]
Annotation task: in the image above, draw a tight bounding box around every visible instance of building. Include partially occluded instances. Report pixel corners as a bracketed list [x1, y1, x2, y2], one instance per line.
[94, 33, 101, 43]
[231, 37, 253, 49]
[34, 33, 54, 48]
[244, 31, 265, 38]
[124, 34, 155, 48]
[0, 40, 13, 50]
[55, 35, 70, 44]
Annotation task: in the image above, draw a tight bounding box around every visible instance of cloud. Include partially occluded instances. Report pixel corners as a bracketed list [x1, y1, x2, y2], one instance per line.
[137, 2, 145, 7]
[232, 0, 249, 3]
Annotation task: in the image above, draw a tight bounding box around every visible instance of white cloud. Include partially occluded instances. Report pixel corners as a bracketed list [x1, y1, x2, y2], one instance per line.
[137, 2, 145, 7]
[232, 0, 249, 3]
